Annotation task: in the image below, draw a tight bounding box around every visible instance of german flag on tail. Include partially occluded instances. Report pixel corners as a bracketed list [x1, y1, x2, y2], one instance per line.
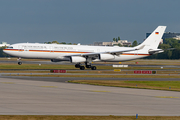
[155, 32, 159, 35]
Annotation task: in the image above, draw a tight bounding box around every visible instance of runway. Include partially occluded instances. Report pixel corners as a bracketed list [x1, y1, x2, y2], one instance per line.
[0, 76, 180, 116]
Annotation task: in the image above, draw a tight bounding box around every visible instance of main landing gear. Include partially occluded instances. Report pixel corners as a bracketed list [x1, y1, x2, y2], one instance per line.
[75, 63, 96, 70]
[18, 62, 22, 65]
[75, 64, 85, 70]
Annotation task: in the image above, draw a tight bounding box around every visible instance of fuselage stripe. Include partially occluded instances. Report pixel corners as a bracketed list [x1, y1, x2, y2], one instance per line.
[3, 49, 150, 56]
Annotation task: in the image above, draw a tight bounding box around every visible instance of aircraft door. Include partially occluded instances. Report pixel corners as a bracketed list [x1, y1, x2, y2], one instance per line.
[134, 50, 138, 56]
[18, 45, 24, 52]
[24, 46, 29, 52]
[50, 46, 54, 53]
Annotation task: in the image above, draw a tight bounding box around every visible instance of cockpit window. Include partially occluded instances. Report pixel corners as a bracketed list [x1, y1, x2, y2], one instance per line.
[7, 46, 13, 49]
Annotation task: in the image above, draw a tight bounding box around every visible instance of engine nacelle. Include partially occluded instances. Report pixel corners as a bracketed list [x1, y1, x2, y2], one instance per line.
[99, 54, 115, 60]
[70, 56, 86, 63]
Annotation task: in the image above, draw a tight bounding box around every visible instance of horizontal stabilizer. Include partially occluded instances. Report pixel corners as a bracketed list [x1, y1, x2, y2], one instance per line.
[148, 49, 164, 55]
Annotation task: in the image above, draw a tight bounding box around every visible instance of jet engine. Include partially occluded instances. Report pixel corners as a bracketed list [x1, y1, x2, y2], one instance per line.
[70, 56, 86, 63]
[99, 54, 115, 60]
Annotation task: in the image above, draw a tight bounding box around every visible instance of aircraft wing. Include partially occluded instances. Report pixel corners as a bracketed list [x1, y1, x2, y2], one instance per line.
[67, 45, 145, 57]
[107, 45, 145, 55]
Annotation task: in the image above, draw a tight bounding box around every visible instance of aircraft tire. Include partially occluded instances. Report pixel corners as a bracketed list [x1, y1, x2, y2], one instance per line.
[80, 66, 85, 70]
[75, 64, 81, 68]
[18, 62, 22, 65]
[91, 66, 96, 70]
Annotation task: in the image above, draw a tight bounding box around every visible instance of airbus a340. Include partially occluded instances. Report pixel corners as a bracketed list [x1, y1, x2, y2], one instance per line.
[3, 26, 166, 70]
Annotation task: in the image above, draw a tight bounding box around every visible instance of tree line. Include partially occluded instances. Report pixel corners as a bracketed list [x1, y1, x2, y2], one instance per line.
[113, 37, 121, 42]
[146, 38, 180, 59]
[0, 46, 10, 57]
[44, 41, 76, 45]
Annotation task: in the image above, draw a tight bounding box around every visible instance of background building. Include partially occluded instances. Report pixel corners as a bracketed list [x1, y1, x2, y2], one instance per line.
[146, 32, 180, 41]
[0, 42, 10, 47]
[93, 40, 131, 46]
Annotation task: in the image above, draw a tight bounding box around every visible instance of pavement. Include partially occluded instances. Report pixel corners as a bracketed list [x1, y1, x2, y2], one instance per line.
[0, 76, 180, 116]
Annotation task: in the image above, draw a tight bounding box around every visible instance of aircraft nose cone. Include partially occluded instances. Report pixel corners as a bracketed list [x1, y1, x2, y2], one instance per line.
[3, 49, 7, 53]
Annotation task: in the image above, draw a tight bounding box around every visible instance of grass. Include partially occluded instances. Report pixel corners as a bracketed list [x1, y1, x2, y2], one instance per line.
[0, 115, 180, 120]
[68, 80, 180, 91]
[0, 63, 75, 70]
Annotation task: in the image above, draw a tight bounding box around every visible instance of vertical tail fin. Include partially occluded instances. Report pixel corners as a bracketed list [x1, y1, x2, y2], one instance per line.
[136, 26, 166, 50]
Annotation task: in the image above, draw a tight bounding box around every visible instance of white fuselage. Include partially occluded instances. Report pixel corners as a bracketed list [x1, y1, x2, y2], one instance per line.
[3, 43, 150, 62]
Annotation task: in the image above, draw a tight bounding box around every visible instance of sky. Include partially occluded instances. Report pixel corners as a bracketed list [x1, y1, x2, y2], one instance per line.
[0, 0, 180, 45]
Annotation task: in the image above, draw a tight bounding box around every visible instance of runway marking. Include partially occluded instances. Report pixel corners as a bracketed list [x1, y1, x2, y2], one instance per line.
[40, 86, 57, 88]
[90, 90, 111, 93]
[1, 82, 15, 84]
[155, 96, 179, 98]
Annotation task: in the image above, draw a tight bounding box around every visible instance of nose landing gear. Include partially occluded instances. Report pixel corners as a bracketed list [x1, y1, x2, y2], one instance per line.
[17, 57, 22, 65]
[18, 62, 22, 65]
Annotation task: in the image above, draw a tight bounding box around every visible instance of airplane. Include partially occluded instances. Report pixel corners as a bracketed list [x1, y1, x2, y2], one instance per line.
[3, 26, 166, 70]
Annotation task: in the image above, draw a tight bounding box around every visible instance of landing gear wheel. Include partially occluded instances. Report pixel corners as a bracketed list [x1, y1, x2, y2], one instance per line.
[80, 66, 85, 70]
[18, 62, 22, 65]
[75, 64, 81, 68]
[91, 66, 96, 70]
